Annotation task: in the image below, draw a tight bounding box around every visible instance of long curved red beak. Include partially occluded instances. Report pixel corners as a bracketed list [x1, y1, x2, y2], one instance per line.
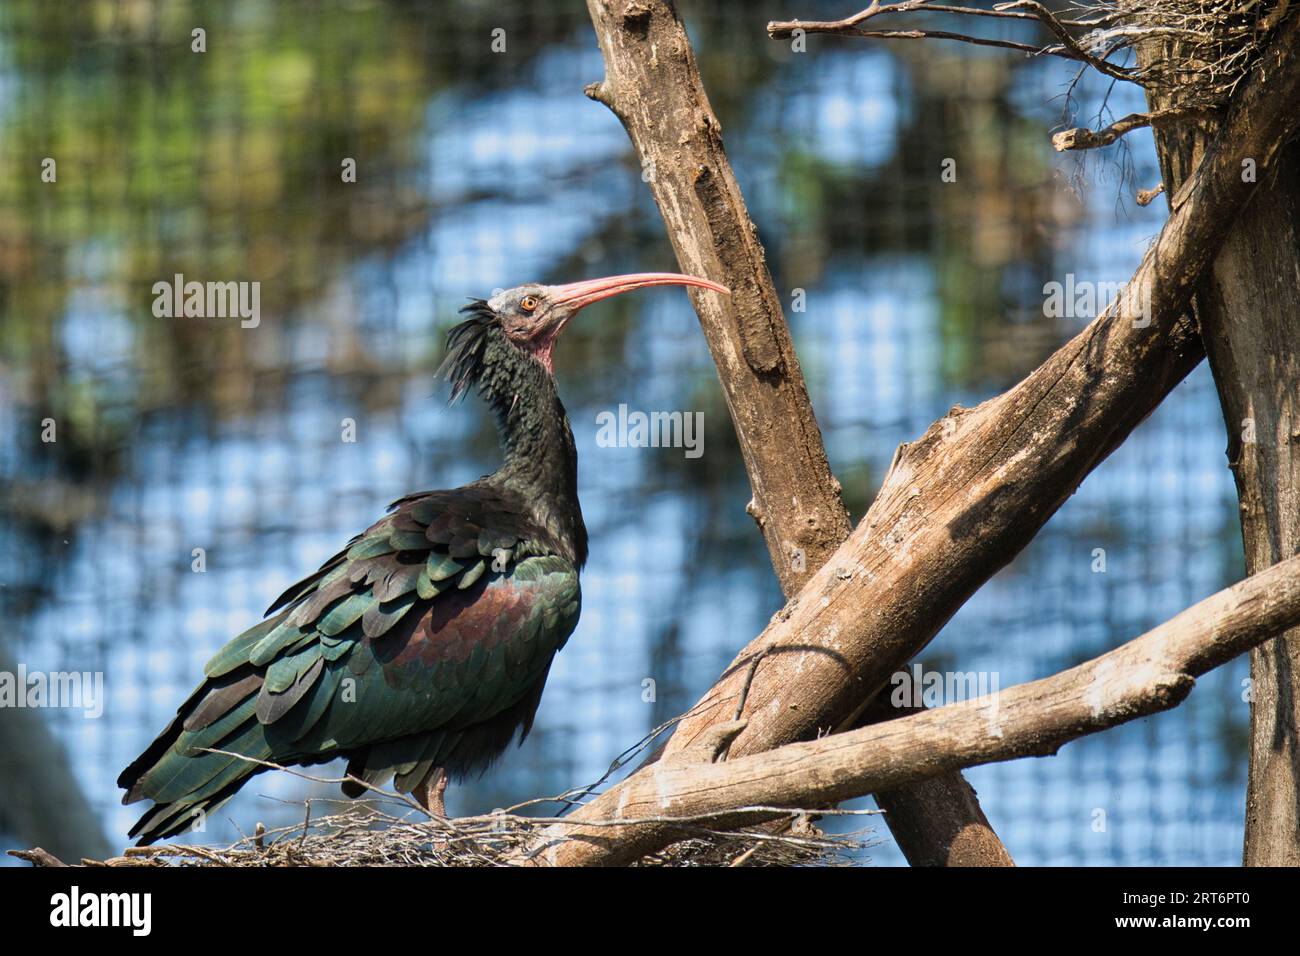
[548, 272, 730, 312]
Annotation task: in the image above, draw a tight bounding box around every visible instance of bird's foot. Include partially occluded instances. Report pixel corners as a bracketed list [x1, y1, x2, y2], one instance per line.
[414, 767, 449, 819]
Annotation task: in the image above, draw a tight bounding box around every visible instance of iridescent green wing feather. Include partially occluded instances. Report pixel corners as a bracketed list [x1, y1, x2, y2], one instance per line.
[118, 483, 580, 844]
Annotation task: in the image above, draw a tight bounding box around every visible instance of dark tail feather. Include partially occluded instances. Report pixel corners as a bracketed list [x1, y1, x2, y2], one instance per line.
[119, 670, 272, 846]
[126, 773, 260, 845]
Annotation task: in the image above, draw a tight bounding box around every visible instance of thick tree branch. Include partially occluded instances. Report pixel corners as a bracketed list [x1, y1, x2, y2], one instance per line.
[530, 9, 1300, 866]
[587, 1, 852, 590]
[583, 0, 1010, 865]
[586, 2, 851, 590]
[523, 553, 1300, 860]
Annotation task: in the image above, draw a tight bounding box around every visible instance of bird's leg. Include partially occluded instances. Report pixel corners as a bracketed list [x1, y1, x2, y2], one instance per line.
[414, 766, 449, 819]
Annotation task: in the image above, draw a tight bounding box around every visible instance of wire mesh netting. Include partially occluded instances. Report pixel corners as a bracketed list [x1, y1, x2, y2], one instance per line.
[0, 0, 1247, 865]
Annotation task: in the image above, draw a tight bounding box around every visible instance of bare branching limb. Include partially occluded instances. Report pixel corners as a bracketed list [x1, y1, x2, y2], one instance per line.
[527, 8, 1300, 867]
[769, 2, 1293, 113]
[768, 0, 1135, 81]
[1052, 106, 1217, 151]
[807, 27, 1063, 56]
[517, 553, 1300, 864]
[998, 0, 1136, 81]
[766, 1, 1108, 38]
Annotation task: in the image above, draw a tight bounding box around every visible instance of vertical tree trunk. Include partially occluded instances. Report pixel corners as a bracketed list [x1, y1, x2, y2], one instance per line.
[1205, 152, 1300, 866]
[1139, 38, 1300, 865]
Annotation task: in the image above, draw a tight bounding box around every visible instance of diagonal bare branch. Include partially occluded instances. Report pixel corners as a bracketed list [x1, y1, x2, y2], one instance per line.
[1052, 106, 1216, 151]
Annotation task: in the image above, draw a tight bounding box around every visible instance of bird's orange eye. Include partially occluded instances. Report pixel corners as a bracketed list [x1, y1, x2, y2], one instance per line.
[520, 295, 539, 313]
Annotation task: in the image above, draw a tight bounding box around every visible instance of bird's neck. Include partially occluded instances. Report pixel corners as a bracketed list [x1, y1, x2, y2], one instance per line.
[479, 333, 588, 568]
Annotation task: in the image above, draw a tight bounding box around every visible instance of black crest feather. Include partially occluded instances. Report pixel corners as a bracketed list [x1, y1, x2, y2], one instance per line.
[438, 300, 495, 402]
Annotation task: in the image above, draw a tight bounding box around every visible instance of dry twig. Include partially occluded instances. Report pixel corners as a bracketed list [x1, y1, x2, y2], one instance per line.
[1052, 106, 1216, 150]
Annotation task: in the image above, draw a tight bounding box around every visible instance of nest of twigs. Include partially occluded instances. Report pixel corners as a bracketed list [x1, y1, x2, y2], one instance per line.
[12, 799, 871, 868]
[10, 724, 876, 868]
[15, 806, 868, 868]
[1082, 0, 1294, 108]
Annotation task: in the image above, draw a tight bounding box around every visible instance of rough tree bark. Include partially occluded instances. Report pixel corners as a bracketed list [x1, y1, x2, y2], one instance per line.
[583, 0, 1011, 865]
[1136, 28, 1300, 863]
[586, 0, 850, 593]
[524, 551, 1300, 850]
[527, 11, 1300, 866]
